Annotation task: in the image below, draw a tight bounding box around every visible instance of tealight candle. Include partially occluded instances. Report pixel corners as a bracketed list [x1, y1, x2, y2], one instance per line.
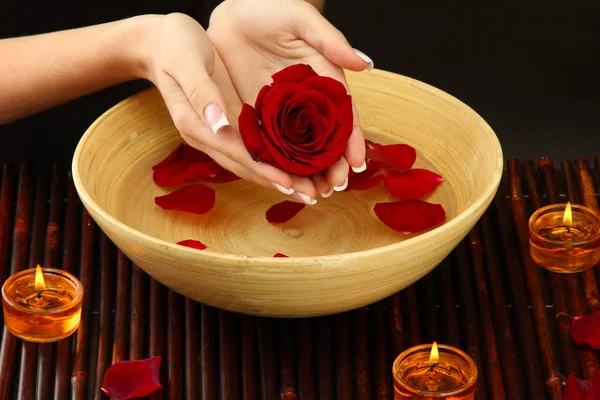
[2, 265, 83, 343]
[392, 342, 477, 399]
[529, 202, 600, 273]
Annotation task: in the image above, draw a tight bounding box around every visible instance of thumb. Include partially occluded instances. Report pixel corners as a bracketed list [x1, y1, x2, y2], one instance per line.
[166, 52, 230, 134]
[182, 70, 230, 135]
[294, 2, 374, 72]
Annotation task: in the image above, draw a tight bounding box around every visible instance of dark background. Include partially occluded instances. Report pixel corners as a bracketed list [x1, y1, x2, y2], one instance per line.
[1, 1, 600, 166]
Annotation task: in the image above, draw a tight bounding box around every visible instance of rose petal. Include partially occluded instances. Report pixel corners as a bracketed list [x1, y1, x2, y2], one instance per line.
[152, 144, 183, 171]
[239, 104, 268, 160]
[203, 169, 240, 184]
[368, 144, 417, 170]
[101, 356, 162, 400]
[572, 311, 600, 349]
[266, 201, 306, 224]
[153, 162, 223, 187]
[273, 253, 288, 258]
[374, 200, 446, 233]
[383, 169, 445, 200]
[177, 240, 207, 250]
[155, 184, 216, 215]
[347, 172, 384, 191]
[152, 144, 230, 187]
[271, 64, 317, 84]
[564, 373, 593, 400]
[301, 75, 348, 101]
[255, 84, 272, 116]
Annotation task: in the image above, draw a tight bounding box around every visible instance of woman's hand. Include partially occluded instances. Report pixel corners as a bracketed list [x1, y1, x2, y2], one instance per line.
[207, 0, 373, 201]
[139, 13, 296, 190]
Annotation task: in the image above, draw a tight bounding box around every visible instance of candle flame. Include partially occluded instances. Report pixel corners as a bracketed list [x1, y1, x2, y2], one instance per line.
[563, 202, 573, 227]
[429, 341, 439, 363]
[34, 264, 46, 291]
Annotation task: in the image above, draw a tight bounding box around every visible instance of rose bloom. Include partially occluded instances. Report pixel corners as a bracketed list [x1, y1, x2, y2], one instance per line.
[238, 64, 353, 176]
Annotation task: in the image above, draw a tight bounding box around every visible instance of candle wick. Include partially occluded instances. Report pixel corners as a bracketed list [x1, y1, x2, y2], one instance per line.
[36, 290, 44, 298]
[429, 361, 439, 372]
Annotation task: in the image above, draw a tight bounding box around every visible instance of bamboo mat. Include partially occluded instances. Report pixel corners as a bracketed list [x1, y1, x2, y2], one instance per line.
[0, 157, 598, 399]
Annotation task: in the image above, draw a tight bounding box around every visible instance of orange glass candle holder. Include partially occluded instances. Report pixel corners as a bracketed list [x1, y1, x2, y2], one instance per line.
[392, 342, 477, 399]
[529, 202, 600, 273]
[2, 266, 83, 343]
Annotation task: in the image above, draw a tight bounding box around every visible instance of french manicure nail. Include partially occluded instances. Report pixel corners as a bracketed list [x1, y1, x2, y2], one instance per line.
[272, 182, 294, 195]
[294, 192, 317, 205]
[354, 49, 374, 72]
[352, 161, 367, 173]
[333, 177, 349, 192]
[321, 187, 334, 198]
[204, 103, 229, 134]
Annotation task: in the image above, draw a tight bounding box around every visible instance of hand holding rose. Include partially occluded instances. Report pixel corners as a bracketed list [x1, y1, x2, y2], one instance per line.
[208, 0, 374, 202]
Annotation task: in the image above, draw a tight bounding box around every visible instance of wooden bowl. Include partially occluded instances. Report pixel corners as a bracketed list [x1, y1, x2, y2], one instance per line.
[72, 69, 503, 317]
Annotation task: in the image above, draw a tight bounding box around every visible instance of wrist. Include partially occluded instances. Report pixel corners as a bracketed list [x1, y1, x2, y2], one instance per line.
[109, 14, 164, 82]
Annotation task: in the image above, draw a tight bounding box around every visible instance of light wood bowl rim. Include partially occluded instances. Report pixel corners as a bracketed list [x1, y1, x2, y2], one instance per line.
[71, 69, 503, 265]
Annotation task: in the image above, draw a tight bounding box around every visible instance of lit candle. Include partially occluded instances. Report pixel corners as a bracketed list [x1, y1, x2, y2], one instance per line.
[529, 202, 600, 273]
[1, 265, 83, 343]
[392, 342, 477, 399]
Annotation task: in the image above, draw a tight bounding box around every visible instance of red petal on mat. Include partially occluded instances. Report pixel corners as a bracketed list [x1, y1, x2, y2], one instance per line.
[273, 253, 289, 257]
[266, 201, 306, 224]
[383, 169, 444, 200]
[564, 373, 593, 400]
[367, 144, 416, 170]
[101, 356, 162, 400]
[572, 311, 600, 349]
[177, 240, 207, 250]
[374, 200, 446, 233]
[155, 185, 216, 215]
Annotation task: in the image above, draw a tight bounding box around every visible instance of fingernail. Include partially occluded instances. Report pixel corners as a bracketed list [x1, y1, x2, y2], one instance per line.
[293, 192, 317, 205]
[272, 182, 294, 195]
[354, 49, 374, 72]
[321, 187, 334, 198]
[352, 161, 367, 173]
[204, 103, 229, 134]
[333, 176, 349, 192]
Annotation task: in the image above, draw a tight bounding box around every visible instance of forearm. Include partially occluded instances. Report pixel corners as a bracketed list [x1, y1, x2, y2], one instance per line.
[0, 15, 157, 124]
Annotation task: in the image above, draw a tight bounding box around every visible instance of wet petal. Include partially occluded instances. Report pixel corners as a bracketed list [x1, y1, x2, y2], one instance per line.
[266, 201, 306, 224]
[153, 162, 222, 187]
[101, 356, 162, 400]
[374, 200, 446, 233]
[383, 169, 444, 200]
[367, 144, 416, 170]
[155, 185, 216, 215]
[152, 144, 184, 171]
[177, 240, 207, 250]
[203, 169, 240, 184]
[572, 311, 600, 349]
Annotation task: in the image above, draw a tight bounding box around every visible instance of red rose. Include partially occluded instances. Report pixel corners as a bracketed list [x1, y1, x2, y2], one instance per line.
[238, 64, 353, 176]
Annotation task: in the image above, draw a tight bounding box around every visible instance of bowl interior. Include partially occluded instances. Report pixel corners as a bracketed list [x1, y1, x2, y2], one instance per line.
[74, 70, 501, 258]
